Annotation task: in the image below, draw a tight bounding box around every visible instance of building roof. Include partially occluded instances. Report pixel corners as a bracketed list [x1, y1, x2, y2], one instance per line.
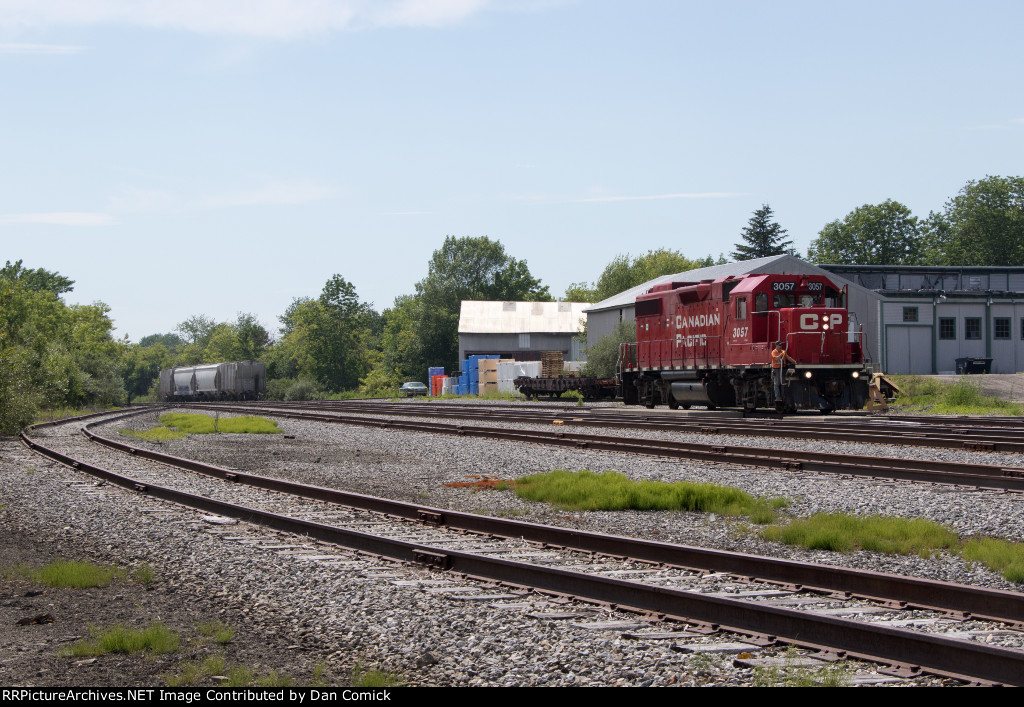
[584, 255, 817, 313]
[458, 300, 590, 335]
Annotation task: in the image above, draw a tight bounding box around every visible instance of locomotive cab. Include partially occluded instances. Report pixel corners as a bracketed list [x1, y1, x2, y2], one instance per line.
[723, 275, 868, 411]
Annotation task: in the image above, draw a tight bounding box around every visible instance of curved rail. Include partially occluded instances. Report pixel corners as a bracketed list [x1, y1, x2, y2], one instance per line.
[17, 411, 1024, 685]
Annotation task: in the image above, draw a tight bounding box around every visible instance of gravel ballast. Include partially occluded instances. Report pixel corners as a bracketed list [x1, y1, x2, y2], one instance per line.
[5, 403, 1021, 686]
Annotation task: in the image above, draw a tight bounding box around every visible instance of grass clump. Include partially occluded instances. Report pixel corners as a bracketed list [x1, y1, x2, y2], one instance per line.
[763, 513, 1024, 585]
[119, 427, 187, 442]
[223, 666, 294, 687]
[121, 413, 282, 439]
[63, 622, 179, 657]
[753, 648, 851, 687]
[196, 619, 235, 644]
[165, 655, 227, 687]
[505, 469, 788, 522]
[351, 662, 402, 687]
[762, 513, 959, 555]
[33, 559, 126, 588]
[889, 375, 1022, 416]
[132, 564, 156, 585]
[160, 413, 281, 435]
[962, 537, 1024, 584]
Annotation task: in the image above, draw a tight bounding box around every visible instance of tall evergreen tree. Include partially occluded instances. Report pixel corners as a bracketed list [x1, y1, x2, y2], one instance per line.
[731, 204, 793, 260]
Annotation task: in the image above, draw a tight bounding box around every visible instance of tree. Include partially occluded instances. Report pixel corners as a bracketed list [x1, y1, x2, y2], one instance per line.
[732, 204, 794, 260]
[574, 249, 715, 304]
[1, 259, 74, 295]
[415, 236, 551, 369]
[922, 175, 1024, 266]
[234, 313, 271, 360]
[807, 200, 921, 265]
[580, 319, 635, 378]
[139, 332, 183, 349]
[0, 264, 126, 430]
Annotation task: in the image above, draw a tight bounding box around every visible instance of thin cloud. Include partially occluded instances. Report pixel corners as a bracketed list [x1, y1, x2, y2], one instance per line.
[573, 192, 744, 203]
[0, 212, 114, 226]
[203, 182, 337, 208]
[0, 42, 84, 54]
[512, 191, 744, 204]
[0, 0, 490, 38]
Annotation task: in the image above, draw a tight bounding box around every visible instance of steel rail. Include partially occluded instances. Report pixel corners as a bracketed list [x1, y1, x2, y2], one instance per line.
[76, 412, 1024, 629]
[18, 419, 1024, 684]
[244, 400, 1024, 453]
[201, 403, 1024, 493]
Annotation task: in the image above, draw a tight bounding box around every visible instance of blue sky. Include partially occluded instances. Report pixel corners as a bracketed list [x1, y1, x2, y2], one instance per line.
[2, 0, 1022, 341]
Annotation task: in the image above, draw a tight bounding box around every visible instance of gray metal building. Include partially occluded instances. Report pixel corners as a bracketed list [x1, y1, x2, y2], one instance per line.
[823, 265, 1024, 374]
[584, 256, 1024, 375]
[457, 300, 590, 364]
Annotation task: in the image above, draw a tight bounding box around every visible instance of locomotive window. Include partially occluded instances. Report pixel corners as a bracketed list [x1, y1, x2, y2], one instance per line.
[773, 293, 795, 308]
[798, 294, 818, 307]
[735, 297, 747, 319]
[823, 287, 844, 308]
[755, 293, 768, 311]
[636, 298, 662, 317]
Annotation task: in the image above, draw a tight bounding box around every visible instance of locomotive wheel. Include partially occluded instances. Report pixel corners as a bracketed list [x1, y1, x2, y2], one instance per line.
[681, 404, 691, 410]
[668, 398, 680, 410]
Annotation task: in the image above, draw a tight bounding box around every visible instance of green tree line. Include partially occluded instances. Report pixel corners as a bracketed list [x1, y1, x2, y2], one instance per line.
[3, 174, 1020, 431]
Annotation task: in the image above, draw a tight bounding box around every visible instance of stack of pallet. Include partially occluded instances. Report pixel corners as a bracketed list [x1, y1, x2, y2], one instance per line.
[541, 351, 564, 378]
[478, 358, 499, 395]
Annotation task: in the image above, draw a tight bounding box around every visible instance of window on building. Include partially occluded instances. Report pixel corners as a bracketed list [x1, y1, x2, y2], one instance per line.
[965, 318, 981, 340]
[994, 317, 1011, 340]
[939, 318, 956, 340]
[518, 333, 531, 349]
[902, 306, 919, 323]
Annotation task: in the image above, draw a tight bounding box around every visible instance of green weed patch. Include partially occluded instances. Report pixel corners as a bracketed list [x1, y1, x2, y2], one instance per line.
[889, 376, 1022, 416]
[762, 513, 1024, 584]
[962, 537, 1024, 584]
[33, 559, 126, 588]
[119, 427, 186, 442]
[505, 470, 787, 522]
[160, 413, 281, 434]
[120, 413, 282, 439]
[63, 622, 179, 657]
[761, 513, 959, 555]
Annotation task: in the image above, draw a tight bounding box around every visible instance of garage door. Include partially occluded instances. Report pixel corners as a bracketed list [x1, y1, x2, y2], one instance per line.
[886, 326, 932, 374]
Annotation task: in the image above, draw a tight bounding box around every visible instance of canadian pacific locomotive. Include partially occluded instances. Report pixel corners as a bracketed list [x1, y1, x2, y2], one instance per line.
[157, 361, 266, 402]
[618, 273, 870, 412]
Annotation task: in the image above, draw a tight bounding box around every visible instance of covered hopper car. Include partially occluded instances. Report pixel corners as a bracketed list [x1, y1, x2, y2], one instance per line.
[157, 361, 266, 402]
[618, 273, 870, 412]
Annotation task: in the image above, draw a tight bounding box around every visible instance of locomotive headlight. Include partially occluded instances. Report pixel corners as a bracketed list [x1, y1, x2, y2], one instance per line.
[851, 371, 860, 379]
[822, 323, 830, 330]
[804, 371, 813, 379]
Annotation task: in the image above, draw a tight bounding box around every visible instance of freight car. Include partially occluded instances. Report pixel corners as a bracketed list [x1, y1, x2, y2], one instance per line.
[157, 361, 266, 401]
[618, 273, 870, 412]
[514, 375, 618, 401]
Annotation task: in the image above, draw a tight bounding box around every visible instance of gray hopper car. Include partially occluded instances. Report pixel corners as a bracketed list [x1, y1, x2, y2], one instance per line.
[157, 361, 266, 401]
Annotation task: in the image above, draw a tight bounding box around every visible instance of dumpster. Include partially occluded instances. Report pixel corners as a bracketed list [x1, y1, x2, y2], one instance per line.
[954, 357, 992, 374]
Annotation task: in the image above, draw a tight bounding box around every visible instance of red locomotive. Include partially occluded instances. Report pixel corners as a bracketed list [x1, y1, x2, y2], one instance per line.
[618, 273, 870, 412]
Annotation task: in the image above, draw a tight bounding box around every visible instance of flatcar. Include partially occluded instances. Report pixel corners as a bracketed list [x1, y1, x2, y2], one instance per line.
[157, 361, 266, 402]
[618, 273, 870, 412]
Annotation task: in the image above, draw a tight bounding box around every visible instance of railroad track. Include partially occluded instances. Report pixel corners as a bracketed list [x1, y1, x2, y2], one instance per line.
[21, 410, 1024, 685]
[195, 402, 1024, 493]
[243, 399, 1024, 453]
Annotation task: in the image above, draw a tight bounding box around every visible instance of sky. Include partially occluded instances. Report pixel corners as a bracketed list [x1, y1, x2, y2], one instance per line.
[2, 0, 1022, 342]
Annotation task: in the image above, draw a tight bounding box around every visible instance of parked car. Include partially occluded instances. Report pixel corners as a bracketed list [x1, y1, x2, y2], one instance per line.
[399, 382, 428, 397]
